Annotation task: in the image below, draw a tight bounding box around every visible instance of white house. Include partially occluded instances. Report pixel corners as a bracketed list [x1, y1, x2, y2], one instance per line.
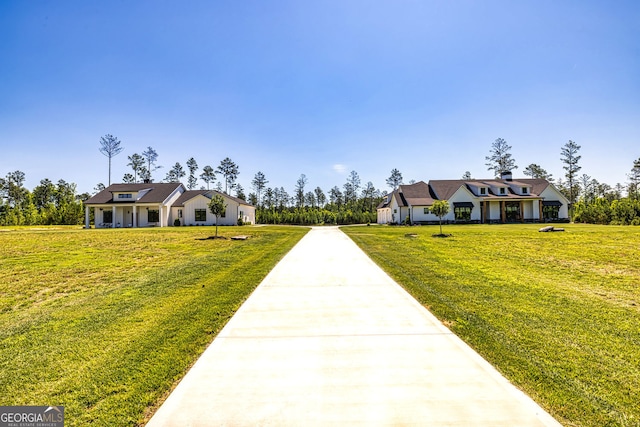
[377, 173, 569, 224]
[171, 190, 255, 226]
[85, 183, 255, 228]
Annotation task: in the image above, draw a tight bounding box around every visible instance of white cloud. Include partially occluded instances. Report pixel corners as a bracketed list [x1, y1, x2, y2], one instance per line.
[332, 164, 347, 174]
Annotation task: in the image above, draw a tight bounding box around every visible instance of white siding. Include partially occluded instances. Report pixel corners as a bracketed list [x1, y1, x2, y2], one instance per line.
[485, 201, 501, 221]
[448, 187, 480, 221]
[179, 194, 255, 226]
[540, 185, 570, 219]
[377, 207, 391, 224]
[410, 206, 438, 222]
[523, 201, 534, 220]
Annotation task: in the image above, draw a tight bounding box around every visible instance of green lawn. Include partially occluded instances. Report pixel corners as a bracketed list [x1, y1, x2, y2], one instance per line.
[343, 224, 640, 427]
[0, 225, 308, 426]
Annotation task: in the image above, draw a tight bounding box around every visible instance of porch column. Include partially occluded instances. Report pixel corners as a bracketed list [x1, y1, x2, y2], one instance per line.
[484, 201, 490, 223]
[112, 206, 116, 228]
[85, 205, 90, 229]
[133, 206, 137, 228]
[159, 204, 164, 227]
[500, 201, 505, 223]
[539, 200, 544, 223]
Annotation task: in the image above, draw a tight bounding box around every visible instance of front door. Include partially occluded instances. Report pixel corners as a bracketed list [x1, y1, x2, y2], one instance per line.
[505, 202, 521, 222]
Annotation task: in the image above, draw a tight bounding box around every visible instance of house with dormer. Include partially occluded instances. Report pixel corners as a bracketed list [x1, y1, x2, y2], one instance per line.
[84, 183, 255, 228]
[377, 172, 569, 224]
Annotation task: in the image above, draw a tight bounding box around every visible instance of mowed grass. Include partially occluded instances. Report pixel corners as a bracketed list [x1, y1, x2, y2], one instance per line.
[0, 225, 308, 426]
[343, 224, 640, 427]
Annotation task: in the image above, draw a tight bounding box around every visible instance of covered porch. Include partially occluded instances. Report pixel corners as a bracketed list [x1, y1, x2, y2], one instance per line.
[480, 198, 542, 223]
[85, 204, 168, 228]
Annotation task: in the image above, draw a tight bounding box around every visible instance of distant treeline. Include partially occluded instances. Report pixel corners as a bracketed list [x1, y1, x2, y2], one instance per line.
[0, 172, 87, 226]
[573, 198, 640, 225]
[257, 207, 377, 225]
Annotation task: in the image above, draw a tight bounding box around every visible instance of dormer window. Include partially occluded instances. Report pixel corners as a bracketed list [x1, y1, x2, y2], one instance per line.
[480, 188, 487, 195]
[522, 187, 528, 194]
[499, 188, 506, 195]
[118, 193, 132, 199]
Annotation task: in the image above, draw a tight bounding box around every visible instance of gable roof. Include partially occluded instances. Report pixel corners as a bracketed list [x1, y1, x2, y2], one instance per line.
[173, 190, 253, 207]
[398, 181, 435, 206]
[430, 178, 551, 199]
[85, 183, 184, 204]
[428, 180, 467, 200]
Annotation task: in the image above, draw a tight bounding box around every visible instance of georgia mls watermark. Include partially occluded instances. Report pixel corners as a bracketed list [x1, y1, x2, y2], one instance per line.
[0, 406, 64, 427]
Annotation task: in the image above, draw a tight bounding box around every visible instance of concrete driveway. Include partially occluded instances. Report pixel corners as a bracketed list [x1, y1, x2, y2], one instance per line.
[146, 226, 560, 426]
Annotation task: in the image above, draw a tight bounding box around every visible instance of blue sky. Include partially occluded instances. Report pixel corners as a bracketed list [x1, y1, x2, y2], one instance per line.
[1, 1, 638, 196]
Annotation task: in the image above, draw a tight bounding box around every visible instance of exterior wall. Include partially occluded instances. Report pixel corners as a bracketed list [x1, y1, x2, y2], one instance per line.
[164, 186, 185, 226]
[387, 197, 404, 224]
[523, 200, 534, 220]
[448, 188, 481, 221]
[531, 199, 540, 219]
[376, 207, 392, 224]
[183, 195, 217, 225]
[540, 185, 570, 219]
[410, 206, 438, 222]
[485, 201, 501, 221]
[238, 205, 256, 225]
[180, 195, 255, 226]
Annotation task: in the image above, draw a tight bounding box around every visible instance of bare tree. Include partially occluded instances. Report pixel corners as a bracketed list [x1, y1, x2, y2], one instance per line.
[141, 146, 161, 182]
[127, 153, 145, 183]
[99, 134, 124, 185]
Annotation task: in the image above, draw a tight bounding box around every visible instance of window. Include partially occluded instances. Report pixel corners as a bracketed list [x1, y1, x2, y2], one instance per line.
[103, 210, 113, 223]
[480, 188, 487, 195]
[499, 188, 506, 195]
[423, 207, 430, 214]
[454, 207, 471, 221]
[522, 187, 528, 194]
[148, 209, 159, 223]
[393, 209, 397, 213]
[195, 209, 207, 221]
[178, 209, 183, 218]
[117, 193, 132, 199]
[221, 209, 226, 218]
[543, 205, 560, 220]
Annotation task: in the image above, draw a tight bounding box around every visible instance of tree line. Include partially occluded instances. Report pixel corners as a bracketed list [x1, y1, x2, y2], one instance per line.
[0, 171, 87, 226]
[253, 171, 385, 225]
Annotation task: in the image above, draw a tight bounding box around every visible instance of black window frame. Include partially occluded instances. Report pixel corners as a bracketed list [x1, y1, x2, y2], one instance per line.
[454, 206, 472, 221]
[195, 209, 207, 222]
[148, 209, 160, 223]
[543, 205, 560, 219]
